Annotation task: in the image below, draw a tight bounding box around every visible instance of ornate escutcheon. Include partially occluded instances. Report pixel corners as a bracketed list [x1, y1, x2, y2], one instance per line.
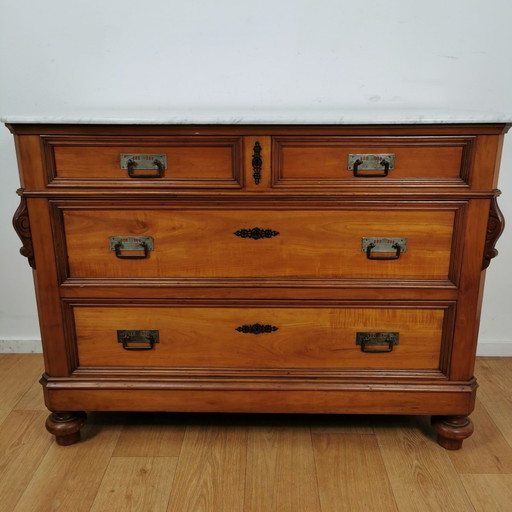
[234, 227, 279, 240]
[252, 141, 262, 185]
[236, 324, 279, 334]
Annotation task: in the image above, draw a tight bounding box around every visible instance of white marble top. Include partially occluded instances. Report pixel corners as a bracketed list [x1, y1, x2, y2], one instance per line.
[2, 109, 512, 125]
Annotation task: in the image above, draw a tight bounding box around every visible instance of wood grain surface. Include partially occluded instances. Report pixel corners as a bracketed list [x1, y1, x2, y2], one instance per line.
[51, 137, 241, 184]
[63, 208, 455, 280]
[73, 305, 445, 369]
[274, 137, 467, 183]
[2, 355, 511, 512]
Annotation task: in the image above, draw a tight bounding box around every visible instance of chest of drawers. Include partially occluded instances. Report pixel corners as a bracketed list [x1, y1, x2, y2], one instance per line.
[8, 122, 508, 449]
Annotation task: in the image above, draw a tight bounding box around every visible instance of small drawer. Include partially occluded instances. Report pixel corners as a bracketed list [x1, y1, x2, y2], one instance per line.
[73, 304, 450, 370]
[60, 205, 459, 283]
[272, 136, 474, 187]
[42, 136, 243, 188]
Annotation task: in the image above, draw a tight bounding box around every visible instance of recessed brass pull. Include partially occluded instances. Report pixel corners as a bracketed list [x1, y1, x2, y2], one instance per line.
[366, 242, 401, 260]
[348, 154, 394, 177]
[356, 332, 399, 353]
[109, 236, 154, 259]
[362, 237, 406, 260]
[117, 330, 159, 351]
[120, 154, 166, 178]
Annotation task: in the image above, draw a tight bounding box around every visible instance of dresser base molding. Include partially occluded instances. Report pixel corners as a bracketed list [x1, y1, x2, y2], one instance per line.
[41, 375, 477, 411]
[41, 379, 476, 448]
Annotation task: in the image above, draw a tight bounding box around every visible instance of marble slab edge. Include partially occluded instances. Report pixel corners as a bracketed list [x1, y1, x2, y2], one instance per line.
[2, 110, 512, 125]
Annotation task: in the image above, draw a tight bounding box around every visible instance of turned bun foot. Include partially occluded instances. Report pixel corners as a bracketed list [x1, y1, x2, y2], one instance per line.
[431, 415, 474, 450]
[45, 411, 87, 446]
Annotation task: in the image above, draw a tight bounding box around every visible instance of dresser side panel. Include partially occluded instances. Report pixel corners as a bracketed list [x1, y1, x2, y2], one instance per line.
[27, 198, 74, 376]
[470, 135, 505, 190]
[13, 135, 48, 190]
[449, 199, 491, 380]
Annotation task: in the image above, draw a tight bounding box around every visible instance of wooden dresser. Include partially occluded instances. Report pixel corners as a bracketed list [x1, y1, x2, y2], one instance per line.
[7, 121, 508, 449]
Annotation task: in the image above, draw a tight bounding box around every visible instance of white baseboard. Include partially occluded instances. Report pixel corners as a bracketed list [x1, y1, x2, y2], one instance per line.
[1, 338, 511, 356]
[0, 339, 42, 353]
[476, 339, 512, 357]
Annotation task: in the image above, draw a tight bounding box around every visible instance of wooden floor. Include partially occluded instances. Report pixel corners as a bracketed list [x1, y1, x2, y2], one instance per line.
[1, 355, 512, 511]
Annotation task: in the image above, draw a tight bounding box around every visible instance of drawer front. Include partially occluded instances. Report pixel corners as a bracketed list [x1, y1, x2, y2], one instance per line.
[272, 136, 473, 187]
[73, 305, 448, 370]
[61, 207, 457, 281]
[43, 136, 243, 187]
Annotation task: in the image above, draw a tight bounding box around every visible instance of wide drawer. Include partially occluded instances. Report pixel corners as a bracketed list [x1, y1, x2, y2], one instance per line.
[42, 136, 243, 188]
[272, 136, 473, 187]
[61, 206, 457, 282]
[73, 304, 449, 370]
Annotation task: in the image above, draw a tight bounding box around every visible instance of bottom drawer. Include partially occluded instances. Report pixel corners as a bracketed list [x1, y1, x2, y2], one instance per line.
[73, 304, 451, 370]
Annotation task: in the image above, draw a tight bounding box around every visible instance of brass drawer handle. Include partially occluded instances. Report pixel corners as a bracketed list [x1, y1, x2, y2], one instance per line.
[348, 154, 395, 178]
[356, 332, 399, 353]
[236, 324, 279, 334]
[127, 158, 165, 178]
[366, 242, 401, 260]
[233, 228, 279, 240]
[114, 241, 149, 259]
[117, 330, 159, 351]
[120, 154, 167, 178]
[362, 237, 406, 260]
[110, 236, 154, 260]
[353, 158, 390, 177]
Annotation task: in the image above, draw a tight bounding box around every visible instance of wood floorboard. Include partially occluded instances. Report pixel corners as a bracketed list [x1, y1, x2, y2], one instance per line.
[14, 375, 46, 411]
[446, 399, 512, 474]
[474, 358, 512, 448]
[245, 423, 321, 512]
[166, 421, 247, 512]
[0, 409, 9, 427]
[0, 354, 43, 411]
[113, 412, 187, 457]
[0, 410, 52, 512]
[0, 356, 511, 512]
[313, 433, 397, 512]
[374, 415, 475, 511]
[460, 474, 512, 512]
[12, 414, 123, 512]
[90, 456, 178, 512]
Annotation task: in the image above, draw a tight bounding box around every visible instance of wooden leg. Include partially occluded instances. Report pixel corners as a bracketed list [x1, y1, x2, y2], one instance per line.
[45, 411, 87, 446]
[431, 415, 474, 450]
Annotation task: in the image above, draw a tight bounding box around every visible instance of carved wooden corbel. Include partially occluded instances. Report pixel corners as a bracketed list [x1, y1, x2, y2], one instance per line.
[12, 194, 35, 269]
[482, 196, 505, 270]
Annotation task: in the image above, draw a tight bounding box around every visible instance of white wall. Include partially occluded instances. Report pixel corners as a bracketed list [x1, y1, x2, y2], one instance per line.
[1, 0, 511, 354]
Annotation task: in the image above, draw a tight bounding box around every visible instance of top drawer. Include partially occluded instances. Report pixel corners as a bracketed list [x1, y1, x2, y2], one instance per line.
[42, 136, 243, 188]
[272, 136, 475, 188]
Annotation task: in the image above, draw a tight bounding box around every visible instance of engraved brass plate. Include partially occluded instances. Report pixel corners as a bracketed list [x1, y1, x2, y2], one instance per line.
[120, 154, 167, 170]
[117, 330, 159, 344]
[109, 236, 154, 251]
[348, 154, 395, 170]
[356, 332, 399, 346]
[361, 237, 407, 253]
